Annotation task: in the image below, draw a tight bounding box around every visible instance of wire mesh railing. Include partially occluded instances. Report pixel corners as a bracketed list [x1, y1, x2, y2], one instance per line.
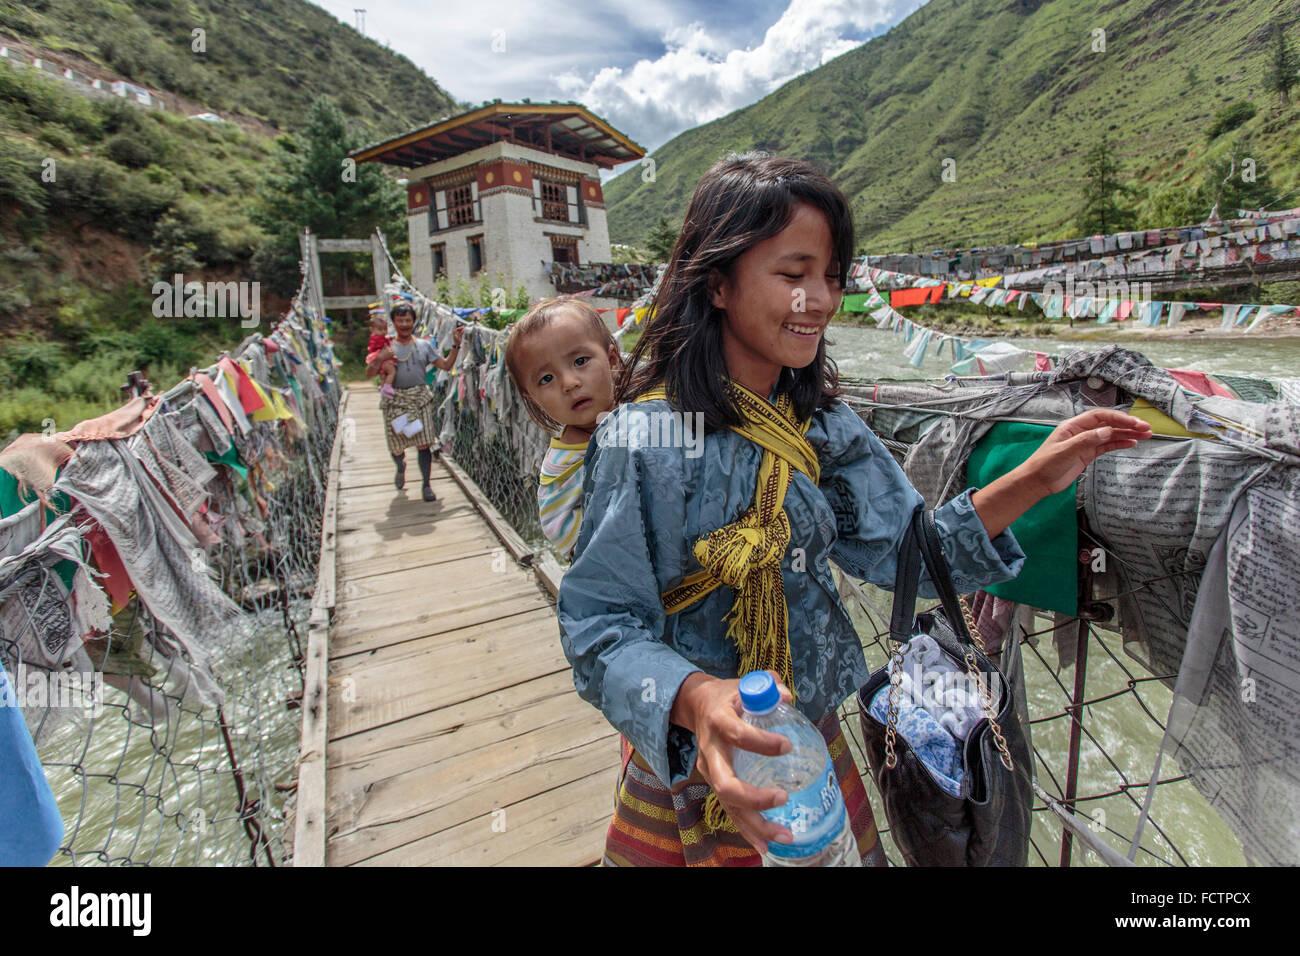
[364, 241, 1262, 867]
[0, 262, 339, 866]
[831, 567, 1245, 867]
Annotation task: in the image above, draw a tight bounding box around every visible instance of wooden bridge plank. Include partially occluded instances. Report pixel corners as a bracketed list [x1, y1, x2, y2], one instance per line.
[336, 538, 502, 579]
[334, 733, 616, 867]
[328, 608, 564, 736]
[327, 670, 580, 783]
[419, 768, 613, 867]
[318, 381, 609, 867]
[326, 707, 612, 850]
[333, 572, 540, 626]
[334, 517, 488, 552]
[330, 587, 549, 657]
[334, 549, 528, 603]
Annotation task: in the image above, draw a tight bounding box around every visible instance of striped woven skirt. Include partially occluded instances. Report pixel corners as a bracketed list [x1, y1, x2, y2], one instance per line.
[602, 711, 887, 867]
[380, 384, 441, 457]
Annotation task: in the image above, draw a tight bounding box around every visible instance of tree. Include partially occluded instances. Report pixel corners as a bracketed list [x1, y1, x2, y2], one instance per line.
[434, 273, 451, 305]
[251, 98, 404, 298]
[453, 279, 475, 308]
[1075, 139, 1135, 235]
[646, 215, 679, 262]
[1264, 21, 1298, 106]
[1202, 141, 1279, 220]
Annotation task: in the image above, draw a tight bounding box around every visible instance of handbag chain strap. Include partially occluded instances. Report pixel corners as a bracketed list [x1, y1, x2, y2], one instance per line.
[882, 593, 1015, 773]
[956, 594, 1015, 771]
[884, 643, 909, 770]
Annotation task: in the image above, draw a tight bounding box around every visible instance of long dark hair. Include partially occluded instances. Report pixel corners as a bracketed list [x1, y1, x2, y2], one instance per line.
[618, 152, 850, 430]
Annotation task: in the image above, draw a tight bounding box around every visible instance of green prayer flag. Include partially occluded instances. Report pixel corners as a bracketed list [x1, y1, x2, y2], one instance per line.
[965, 421, 1078, 615]
[0, 469, 77, 588]
[1, 467, 70, 524]
[204, 444, 248, 479]
[0, 467, 35, 519]
[840, 293, 872, 313]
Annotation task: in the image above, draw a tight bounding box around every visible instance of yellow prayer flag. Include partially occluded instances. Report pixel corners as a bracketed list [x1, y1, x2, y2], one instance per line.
[249, 379, 294, 422]
[1128, 398, 1214, 440]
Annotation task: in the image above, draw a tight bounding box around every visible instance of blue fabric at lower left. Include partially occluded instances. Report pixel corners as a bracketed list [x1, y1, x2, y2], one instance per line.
[0, 661, 64, 865]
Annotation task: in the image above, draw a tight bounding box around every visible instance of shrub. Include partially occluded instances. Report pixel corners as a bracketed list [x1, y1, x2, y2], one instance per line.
[0, 136, 49, 214]
[38, 125, 78, 153]
[45, 156, 180, 240]
[0, 333, 69, 389]
[0, 387, 115, 441]
[453, 279, 475, 308]
[105, 131, 158, 170]
[1206, 101, 1256, 140]
[51, 349, 137, 402]
[0, 60, 98, 136]
[1143, 182, 1206, 228]
[130, 320, 201, 368]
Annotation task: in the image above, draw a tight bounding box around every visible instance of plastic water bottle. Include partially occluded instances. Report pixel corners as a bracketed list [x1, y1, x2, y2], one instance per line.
[731, 671, 860, 867]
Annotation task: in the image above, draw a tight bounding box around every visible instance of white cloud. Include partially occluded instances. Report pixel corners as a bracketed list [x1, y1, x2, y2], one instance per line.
[564, 0, 924, 153]
[306, 0, 925, 160]
[309, 0, 673, 105]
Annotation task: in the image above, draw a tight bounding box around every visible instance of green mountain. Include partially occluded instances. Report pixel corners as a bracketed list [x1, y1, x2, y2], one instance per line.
[0, 0, 459, 439]
[0, 0, 457, 134]
[605, 0, 1300, 253]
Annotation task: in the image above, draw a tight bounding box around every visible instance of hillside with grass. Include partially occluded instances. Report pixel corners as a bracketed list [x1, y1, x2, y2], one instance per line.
[605, 0, 1300, 253]
[0, 0, 461, 441]
[0, 0, 457, 133]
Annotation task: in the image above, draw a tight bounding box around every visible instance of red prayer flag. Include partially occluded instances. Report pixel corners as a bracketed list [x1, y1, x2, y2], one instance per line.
[890, 287, 934, 308]
[218, 357, 266, 414]
[1167, 369, 1235, 399]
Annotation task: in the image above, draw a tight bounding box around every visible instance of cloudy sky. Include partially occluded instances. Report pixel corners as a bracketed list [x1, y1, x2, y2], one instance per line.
[310, 0, 926, 174]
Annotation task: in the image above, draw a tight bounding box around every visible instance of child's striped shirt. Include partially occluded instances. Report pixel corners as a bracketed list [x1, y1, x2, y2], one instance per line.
[537, 438, 588, 558]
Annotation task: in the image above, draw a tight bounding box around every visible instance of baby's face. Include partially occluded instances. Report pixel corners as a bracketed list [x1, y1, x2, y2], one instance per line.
[515, 311, 619, 431]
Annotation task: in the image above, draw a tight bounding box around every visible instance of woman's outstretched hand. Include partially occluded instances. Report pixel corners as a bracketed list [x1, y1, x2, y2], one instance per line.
[671, 671, 796, 853]
[971, 408, 1152, 538]
[1023, 408, 1153, 496]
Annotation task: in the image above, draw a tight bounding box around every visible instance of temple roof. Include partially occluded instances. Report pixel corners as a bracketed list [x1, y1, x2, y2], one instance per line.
[352, 101, 645, 170]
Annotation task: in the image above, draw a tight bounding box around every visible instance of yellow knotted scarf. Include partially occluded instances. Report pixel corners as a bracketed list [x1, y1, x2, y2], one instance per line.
[635, 381, 820, 834]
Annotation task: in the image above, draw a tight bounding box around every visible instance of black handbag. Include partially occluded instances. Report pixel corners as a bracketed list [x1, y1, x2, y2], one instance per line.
[857, 507, 1033, 866]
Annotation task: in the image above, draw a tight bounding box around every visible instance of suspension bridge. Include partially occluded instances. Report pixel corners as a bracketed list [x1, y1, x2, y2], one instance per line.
[1, 229, 1282, 868]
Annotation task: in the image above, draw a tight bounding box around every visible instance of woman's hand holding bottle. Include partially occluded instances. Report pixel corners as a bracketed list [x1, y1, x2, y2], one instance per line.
[670, 670, 797, 852]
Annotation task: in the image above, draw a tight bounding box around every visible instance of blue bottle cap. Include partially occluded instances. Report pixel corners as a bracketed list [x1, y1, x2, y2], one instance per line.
[738, 671, 779, 714]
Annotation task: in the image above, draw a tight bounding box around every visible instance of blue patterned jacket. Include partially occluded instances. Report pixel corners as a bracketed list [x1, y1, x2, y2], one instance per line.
[557, 396, 1025, 787]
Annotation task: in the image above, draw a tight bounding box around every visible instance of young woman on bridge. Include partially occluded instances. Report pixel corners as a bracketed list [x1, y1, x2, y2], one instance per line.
[556, 152, 1150, 866]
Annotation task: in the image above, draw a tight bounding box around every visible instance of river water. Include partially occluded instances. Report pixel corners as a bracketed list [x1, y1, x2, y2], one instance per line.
[828, 322, 1300, 381]
[828, 324, 1294, 867]
[39, 605, 303, 867]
